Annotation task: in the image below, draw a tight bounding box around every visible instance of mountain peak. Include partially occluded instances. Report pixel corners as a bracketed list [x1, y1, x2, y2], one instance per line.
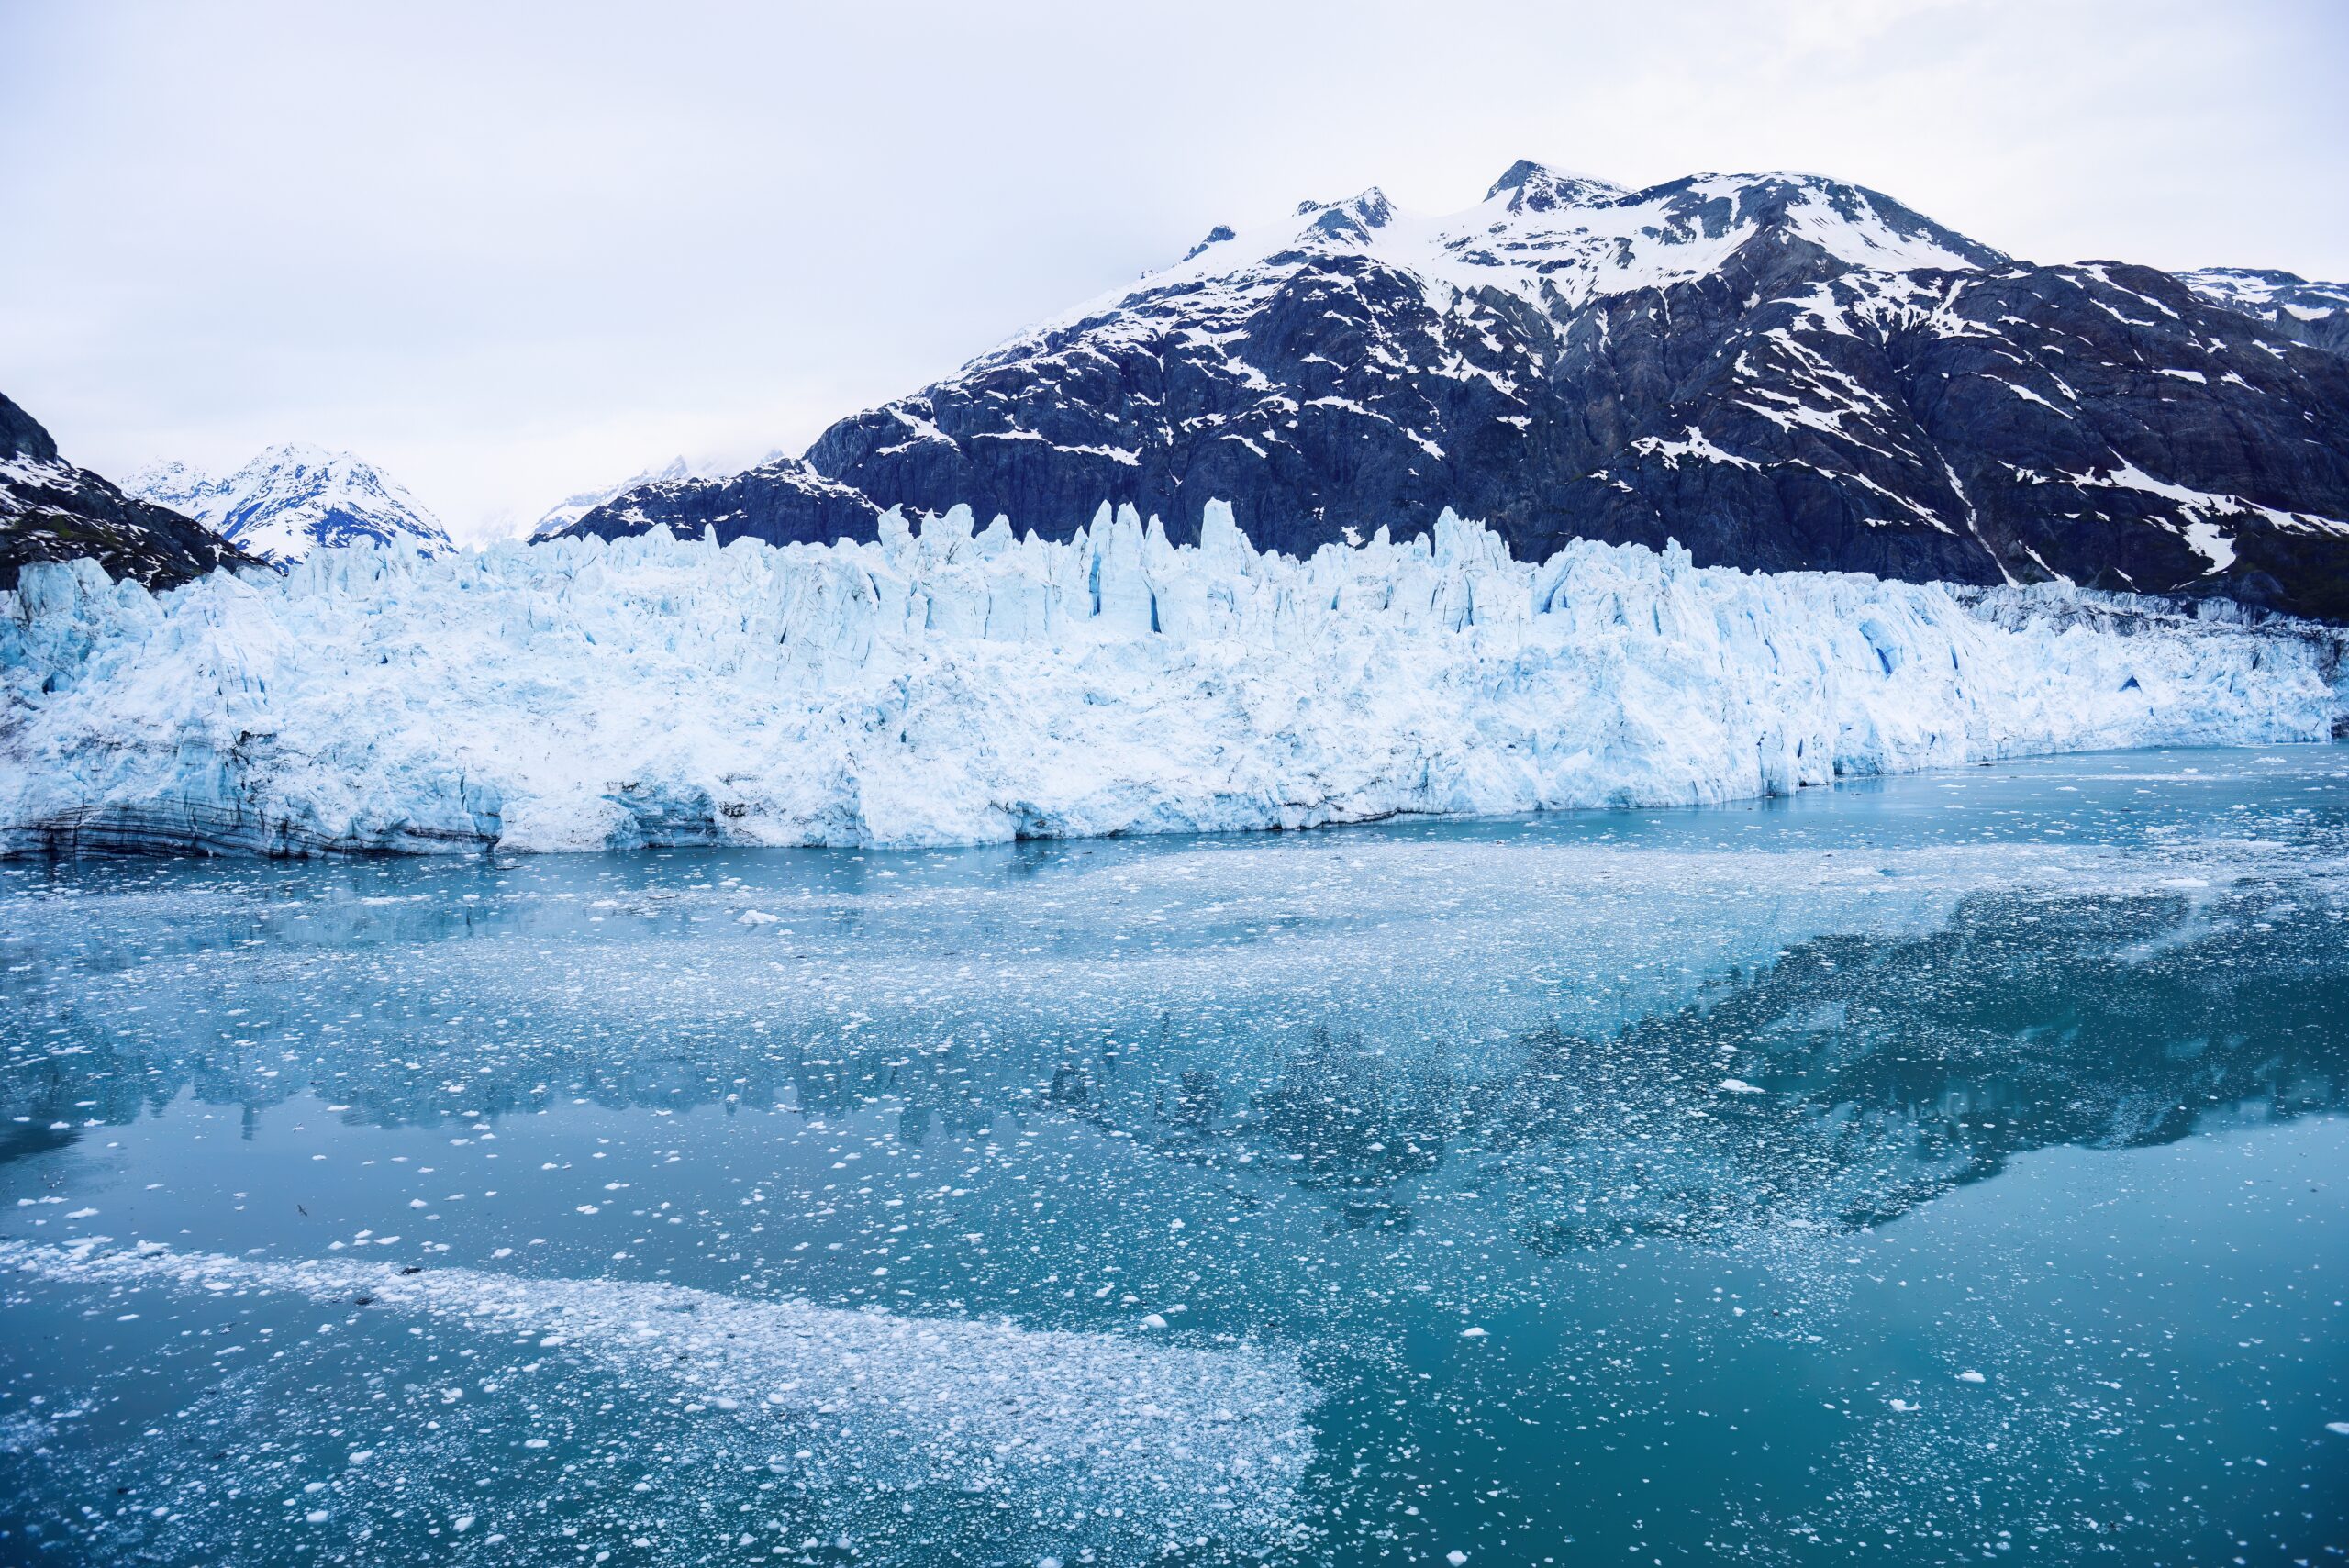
[1179, 224, 1238, 262]
[1293, 188, 1395, 243]
[552, 159, 2349, 623]
[254, 439, 332, 460]
[1486, 160, 1625, 213]
[127, 443, 450, 562]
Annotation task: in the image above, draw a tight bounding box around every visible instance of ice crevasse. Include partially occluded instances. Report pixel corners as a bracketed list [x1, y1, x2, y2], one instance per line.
[1, 500, 2342, 856]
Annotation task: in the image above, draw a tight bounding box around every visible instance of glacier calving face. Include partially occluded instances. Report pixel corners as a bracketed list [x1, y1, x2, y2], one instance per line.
[1, 502, 2341, 857]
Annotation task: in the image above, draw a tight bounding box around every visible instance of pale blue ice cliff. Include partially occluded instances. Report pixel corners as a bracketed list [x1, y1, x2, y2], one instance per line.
[3, 502, 2342, 856]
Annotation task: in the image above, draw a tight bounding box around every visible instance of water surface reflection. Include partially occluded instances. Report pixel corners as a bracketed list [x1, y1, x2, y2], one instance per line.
[2, 746, 2344, 1565]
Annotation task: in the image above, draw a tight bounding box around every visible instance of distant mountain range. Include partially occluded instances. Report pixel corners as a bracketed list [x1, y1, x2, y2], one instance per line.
[0, 392, 255, 590]
[554, 161, 2349, 621]
[128, 445, 451, 562]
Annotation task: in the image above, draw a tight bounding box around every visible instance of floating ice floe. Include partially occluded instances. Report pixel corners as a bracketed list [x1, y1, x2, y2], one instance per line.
[2, 503, 2340, 855]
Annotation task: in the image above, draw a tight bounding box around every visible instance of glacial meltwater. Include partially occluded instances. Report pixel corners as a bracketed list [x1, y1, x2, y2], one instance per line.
[3, 746, 2345, 1567]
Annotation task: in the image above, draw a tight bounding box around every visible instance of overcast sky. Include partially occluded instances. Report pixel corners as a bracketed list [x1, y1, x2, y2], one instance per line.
[6, 0, 2344, 541]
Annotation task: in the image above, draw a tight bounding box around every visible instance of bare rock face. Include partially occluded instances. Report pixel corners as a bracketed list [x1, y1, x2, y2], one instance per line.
[557, 164, 2349, 622]
[1, 391, 256, 591]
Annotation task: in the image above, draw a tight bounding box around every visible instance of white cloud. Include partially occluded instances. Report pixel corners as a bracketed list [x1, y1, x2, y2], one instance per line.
[3, 0, 2343, 544]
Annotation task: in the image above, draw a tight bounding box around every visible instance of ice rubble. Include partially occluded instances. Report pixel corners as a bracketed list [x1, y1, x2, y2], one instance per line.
[0, 501, 2341, 856]
[0, 1240, 1316, 1558]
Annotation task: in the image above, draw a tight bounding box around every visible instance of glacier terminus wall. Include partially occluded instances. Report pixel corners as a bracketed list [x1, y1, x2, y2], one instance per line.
[3, 501, 2343, 857]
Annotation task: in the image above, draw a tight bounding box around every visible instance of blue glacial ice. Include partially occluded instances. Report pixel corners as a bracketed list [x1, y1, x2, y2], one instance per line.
[2, 501, 2341, 854]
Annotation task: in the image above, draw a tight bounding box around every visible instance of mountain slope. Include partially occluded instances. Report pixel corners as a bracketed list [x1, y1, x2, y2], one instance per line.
[1, 391, 257, 591]
[559, 162, 2349, 621]
[528, 457, 696, 540]
[563, 454, 881, 547]
[2178, 267, 2349, 356]
[131, 445, 453, 562]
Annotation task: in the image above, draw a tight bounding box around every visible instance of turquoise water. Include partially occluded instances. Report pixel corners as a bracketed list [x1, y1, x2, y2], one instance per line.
[2, 747, 2345, 1565]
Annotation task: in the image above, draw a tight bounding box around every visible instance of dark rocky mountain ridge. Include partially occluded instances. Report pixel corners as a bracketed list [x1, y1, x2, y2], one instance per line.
[559, 162, 2349, 622]
[1, 392, 256, 592]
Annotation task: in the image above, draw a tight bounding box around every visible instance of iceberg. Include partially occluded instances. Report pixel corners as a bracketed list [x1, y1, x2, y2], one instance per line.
[2, 501, 2341, 856]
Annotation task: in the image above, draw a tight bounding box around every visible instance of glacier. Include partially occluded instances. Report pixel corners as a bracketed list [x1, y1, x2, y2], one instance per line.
[1, 500, 2342, 857]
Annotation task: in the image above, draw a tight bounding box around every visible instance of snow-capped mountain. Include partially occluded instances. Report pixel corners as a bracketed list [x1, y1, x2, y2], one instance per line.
[557, 161, 2349, 621]
[2178, 267, 2349, 356]
[131, 444, 453, 562]
[1, 389, 255, 590]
